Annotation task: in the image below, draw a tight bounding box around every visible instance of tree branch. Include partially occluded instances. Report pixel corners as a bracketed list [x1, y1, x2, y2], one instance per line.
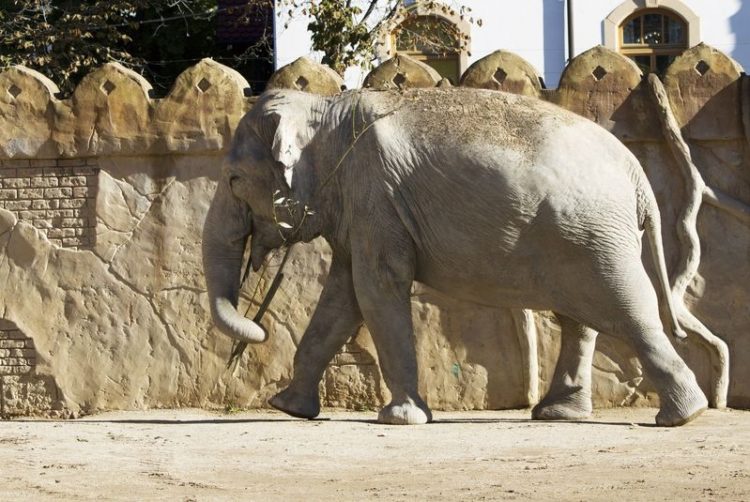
[359, 0, 380, 25]
[646, 72, 729, 409]
[367, 0, 402, 37]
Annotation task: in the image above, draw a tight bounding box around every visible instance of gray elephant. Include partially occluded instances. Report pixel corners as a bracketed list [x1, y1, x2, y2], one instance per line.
[202, 87, 708, 426]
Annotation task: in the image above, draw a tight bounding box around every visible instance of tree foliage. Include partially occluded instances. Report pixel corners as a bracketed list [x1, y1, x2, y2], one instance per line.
[0, 0, 476, 94]
[1, 1, 172, 94]
[0, 0, 273, 96]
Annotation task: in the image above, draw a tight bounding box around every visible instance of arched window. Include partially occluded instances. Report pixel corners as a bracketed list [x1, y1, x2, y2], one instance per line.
[619, 9, 688, 74]
[375, 3, 470, 85]
[392, 15, 462, 84]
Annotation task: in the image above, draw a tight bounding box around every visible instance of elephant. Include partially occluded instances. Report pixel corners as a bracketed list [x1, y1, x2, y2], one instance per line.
[202, 87, 708, 427]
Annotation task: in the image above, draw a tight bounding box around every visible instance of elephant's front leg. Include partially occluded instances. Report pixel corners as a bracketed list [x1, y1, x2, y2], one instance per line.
[532, 314, 598, 420]
[350, 225, 431, 425]
[269, 253, 363, 419]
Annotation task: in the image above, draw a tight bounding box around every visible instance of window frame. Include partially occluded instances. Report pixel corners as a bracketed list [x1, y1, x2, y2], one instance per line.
[374, 1, 470, 83]
[618, 8, 689, 74]
[603, 0, 700, 63]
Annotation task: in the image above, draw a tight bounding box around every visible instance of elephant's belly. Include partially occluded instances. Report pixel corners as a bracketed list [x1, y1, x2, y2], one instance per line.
[413, 255, 550, 310]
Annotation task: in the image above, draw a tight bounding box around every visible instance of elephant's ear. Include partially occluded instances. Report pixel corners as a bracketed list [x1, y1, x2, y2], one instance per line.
[271, 114, 306, 188]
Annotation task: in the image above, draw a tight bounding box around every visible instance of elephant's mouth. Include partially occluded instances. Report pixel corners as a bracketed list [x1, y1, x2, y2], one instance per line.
[251, 238, 271, 272]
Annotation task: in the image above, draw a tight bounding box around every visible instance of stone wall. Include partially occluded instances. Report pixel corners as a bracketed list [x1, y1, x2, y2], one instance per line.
[0, 45, 748, 417]
[0, 319, 63, 416]
[0, 319, 34, 376]
[0, 159, 98, 249]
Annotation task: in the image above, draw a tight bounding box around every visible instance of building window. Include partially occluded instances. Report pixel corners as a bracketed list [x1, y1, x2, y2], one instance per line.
[619, 9, 688, 74]
[375, 2, 470, 85]
[392, 15, 462, 84]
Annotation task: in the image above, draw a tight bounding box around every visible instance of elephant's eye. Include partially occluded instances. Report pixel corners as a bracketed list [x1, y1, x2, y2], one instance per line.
[229, 175, 242, 195]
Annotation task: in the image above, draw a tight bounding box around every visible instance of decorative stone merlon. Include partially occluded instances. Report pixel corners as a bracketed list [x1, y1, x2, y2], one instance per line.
[70, 63, 155, 156]
[460, 50, 543, 97]
[557, 45, 642, 94]
[363, 54, 442, 90]
[266, 57, 344, 96]
[552, 45, 644, 133]
[0, 59, 252, 159]
[0, 66, 62, 159]
[663, 43, 745, 137]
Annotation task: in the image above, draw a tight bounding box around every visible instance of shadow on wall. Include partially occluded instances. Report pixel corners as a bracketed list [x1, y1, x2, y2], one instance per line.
[542, 0, 566, 88]
[729, 0, 750, 67]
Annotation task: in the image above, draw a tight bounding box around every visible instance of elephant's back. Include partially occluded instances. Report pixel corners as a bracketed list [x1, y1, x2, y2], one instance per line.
[365, 88, 636, 180]
[364, 88, 568, 158]
[357, 88, 645, 267]
[363, 87, 641, 204]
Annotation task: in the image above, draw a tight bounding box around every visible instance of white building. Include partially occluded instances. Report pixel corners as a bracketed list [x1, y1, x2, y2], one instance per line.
[274, 0, 750, 89]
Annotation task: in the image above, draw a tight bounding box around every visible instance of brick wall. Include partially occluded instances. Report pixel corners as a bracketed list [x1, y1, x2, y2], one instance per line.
[0, 319, 62, 417]
[0, 158, 98, 249]
[0, 319, 34, 376]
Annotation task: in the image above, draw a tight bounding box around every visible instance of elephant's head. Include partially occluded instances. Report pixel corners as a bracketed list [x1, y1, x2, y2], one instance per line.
[202, 90, 325, 344]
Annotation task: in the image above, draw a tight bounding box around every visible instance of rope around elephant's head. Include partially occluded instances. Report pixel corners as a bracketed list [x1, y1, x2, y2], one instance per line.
[226, 95, 404, 369]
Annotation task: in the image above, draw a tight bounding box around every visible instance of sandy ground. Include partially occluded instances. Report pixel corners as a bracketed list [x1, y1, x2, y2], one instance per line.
[1, 407, 748, 501]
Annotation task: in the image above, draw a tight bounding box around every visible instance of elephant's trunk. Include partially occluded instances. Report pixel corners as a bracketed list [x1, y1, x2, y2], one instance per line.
[202, 179, 267, 344]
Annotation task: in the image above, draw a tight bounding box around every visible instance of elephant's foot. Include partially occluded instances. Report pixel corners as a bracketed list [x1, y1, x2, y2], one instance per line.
[532, 387, 592, 421]
[269, 386, 320, 420]
[655, 379, 708, 427]
[378, 397, 432, 425]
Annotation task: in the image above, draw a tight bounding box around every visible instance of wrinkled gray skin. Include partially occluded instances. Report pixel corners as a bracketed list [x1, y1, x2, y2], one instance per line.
[202, 88, 708, 426]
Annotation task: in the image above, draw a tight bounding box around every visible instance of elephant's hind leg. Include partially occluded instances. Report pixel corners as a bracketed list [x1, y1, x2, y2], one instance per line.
[585, 264, 707, 426]
[626, 323, 707, 426]
[532, 315, 597, 421]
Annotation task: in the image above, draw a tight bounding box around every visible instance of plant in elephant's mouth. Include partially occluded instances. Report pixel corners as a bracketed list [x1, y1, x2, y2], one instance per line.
[271, 190, 316, 244]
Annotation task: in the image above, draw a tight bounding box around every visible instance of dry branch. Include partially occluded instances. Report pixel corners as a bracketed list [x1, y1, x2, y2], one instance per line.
[646, 73, 730, 409]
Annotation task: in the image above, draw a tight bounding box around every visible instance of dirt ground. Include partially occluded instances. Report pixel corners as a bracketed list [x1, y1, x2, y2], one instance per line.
[1, 407, 748, 501]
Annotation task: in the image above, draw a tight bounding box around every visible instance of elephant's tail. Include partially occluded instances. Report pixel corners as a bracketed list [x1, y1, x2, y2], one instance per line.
[639, 183, 688, 340]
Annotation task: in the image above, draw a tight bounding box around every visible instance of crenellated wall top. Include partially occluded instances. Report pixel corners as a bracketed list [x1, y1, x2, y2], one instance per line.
[0, 59, 252, 159]
[1, 43, 747, 159]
